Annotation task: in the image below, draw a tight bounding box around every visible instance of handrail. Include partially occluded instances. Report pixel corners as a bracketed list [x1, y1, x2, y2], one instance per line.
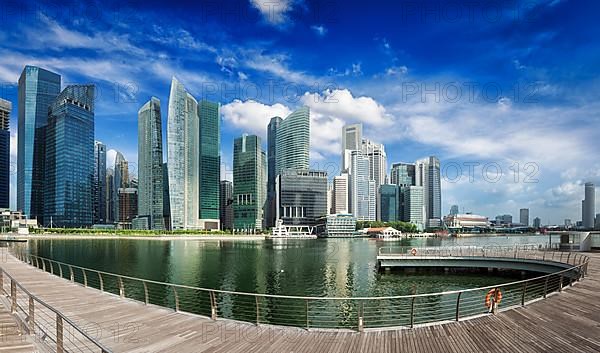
[0, 264, 113, 352]
[7, 246, 590, 332]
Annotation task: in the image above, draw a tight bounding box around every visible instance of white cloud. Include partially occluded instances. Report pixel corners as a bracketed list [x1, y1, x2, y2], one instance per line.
[311, 25, 327, 36]
[386, 66, 408, 76]
[250, 0, 298, 25]
[221, 99, 291, 137]
[242, 50, 319, 84]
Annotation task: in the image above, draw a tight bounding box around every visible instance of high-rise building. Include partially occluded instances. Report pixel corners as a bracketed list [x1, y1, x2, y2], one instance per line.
[276, 169, 328, 227]
[162, 162, 171, 230]
[533, 217, 541, 229]
[0, 99, 11, 209]
[112, 151, 129, 223]
[416, 156, 441, 227]
[93, 141, 107, 224]
[198, 100, 221, 229]
[266, 116, 282, 228]
[137, 97, 164, 230]
[43, 85, 95, 228]
[349, 150, 375, 221]
[519, 208, 530, 226]
[233, 134, 266, 231]
[17, 66, 61, 222]
[118, 188, 138, 226]
[450, 205, 459, 215]
[402, 186, 424, 229]
[341, 124, 362, 172]
[220, 180, 234, 230]
[380, 184, 400, 222]
[595, 213, 600, 230]
[495, 214, 513, 225]
[332, 173, 349, 214]
[390, 162, 415, 187]
[275, 107, 310, 175]
[361, 139, 387, 189]
[583, 182, 595, 229]
[106, 168, 115, 223]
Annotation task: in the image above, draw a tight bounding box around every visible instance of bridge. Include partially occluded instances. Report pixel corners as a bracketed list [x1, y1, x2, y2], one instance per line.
[0, 246, 597, 352]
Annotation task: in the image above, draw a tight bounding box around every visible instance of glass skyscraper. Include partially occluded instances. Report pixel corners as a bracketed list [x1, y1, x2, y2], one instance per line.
[17, 66, 61, 222]
[276, 169, 328, 227]
[44, 85, 95, 228]
[0, 99, 10, 209]
[233, 134, 266, 231]
[390, 162, 416, 187]
[349, 150, 375, 221]
[93, 141, 107, 224]
[198, 100, 221, 229]
[275, 106, 310, 175]
[266, 116, 282, 228]
[379, 184, 400, 222]
[138, 97, 164, 230]
[219, 180, 233, 230]
[416, 156, 441, 227]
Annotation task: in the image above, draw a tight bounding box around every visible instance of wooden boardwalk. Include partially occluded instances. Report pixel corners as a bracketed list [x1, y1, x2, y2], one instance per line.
[1, 252, 599, 353]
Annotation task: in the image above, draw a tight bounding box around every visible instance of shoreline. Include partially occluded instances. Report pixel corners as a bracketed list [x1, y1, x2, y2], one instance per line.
[6, 234, 267, 241]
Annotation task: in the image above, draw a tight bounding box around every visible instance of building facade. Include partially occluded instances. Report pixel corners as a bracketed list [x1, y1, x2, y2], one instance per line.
[93, 141, 106, 224]
[379, 184, 400, 222]
[113, 151, 129, 223]
[0, 99, 10, 209]
[43, 85, 95, 228]
[583, 182, 595, 229]
[118, 188, 138, 226]
[390, 162, 415, 187]
[519, 208, 530, 226]
[332, 173, 349, 214]
[416, 156, 441, 227]
[341, 124, 362, 172]
[138, 97, 164, 230]
[276, 169, 328, 227]
[219, 180, 234, 230]
[275, 107, 310, 175]
[198, 100, 221, 229]
[233, 134, 266, 231]
[349, 150, 375, 221]
[266, 116, 282, 228]
[17, 66, 61, 222]
[402, 186, 424, 229]
[533, 217, 541, 229]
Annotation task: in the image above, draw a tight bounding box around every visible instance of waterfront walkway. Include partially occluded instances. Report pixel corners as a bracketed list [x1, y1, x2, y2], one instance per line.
[1, 252, 599, 352]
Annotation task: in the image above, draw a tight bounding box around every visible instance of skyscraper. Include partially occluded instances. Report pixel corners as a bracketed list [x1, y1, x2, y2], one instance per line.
[379, 184, 400, 222]
[198, 100, 221, 230]
[332, 173, 349, 214]
[17, 66, 61, 222]
[233, 134, 266, 231]
[533, 217, 541, 229]
[390, 162, 416, 187]
[402, 186, 424, 229]
[275, 106, 310, 175]
[266, 116, 282, 228]
[341, 124, 362, 172]
[44, 85, 95, 228]
[93, 141, 107, 224]
[118, 188, 138, 226]
[162, 162, 171, 230]
[106, 168, 115, 223]
[349, 150, 375, 221]
[519, 208, 530, 226]
[450, 205, 459, 215]
[113, 151, 129, 223]
[583, 182, 595, 229]
[362, 139, 387, 220]
[138, 97, 164, 230]
[276, 169, 328, 227]
[0, 99, 10, 209]
[416, 156, 441, 227]
[219, 180, 233, 230]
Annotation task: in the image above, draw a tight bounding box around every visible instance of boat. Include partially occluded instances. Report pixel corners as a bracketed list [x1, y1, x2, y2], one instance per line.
[266, 220, 317, 239]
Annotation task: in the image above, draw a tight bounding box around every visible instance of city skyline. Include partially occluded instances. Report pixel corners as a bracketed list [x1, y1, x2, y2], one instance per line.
[1, 1, 599, 223]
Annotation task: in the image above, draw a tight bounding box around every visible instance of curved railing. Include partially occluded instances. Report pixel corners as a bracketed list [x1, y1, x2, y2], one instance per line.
[9, 246, 589, 332]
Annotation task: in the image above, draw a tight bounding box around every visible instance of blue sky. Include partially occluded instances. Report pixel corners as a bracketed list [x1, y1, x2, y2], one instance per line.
[1, 0, 599, 224]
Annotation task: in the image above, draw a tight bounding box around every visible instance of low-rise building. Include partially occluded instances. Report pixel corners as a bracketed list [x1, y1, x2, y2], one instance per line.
[316, 214, 357, 237]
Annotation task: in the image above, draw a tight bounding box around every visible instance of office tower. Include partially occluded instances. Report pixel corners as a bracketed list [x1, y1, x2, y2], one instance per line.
[450, 205, 459, 216]
[416, 156, 441, 227]
[44, 85, 95, 228]
[162, 163, 171, 230]
[219, 180, 234, 230]
[583, 182, 595, 229]
[93, 141, 107, 224]
[495, 214, 513, 225]
[275, 106, 310, 175]
[341, 124, 362, 172]
[533, 217, 541, 229]
[233, 134, 266, 231]
[380, 184, 400, 222]
[390, 162, 416, 187]
[118, 188, 138, 226]
[112, 151, 129, 223]
[327, 182, 333, 215]
[198, 100, 221, 230]
[0, 99, 10, 208]
[17, 66, 61, 222]
[349, 150, 375, 221]
[519, 208, 530, 226]
[362, 139, 387, 220]
[266, 116, 282, 227]
[595, 214, 600, 230]
[276, 169, 328, 227]
[564, 219, 572, 228]
[106, 168, 114, 223]
[402, 186, 424, 229]
[332, 173, 349, 214]
[137, 97, 164, 230]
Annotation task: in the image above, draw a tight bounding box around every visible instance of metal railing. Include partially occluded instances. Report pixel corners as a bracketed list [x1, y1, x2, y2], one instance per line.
[8, 246, 590, 332]
[0, 266, 113, 352]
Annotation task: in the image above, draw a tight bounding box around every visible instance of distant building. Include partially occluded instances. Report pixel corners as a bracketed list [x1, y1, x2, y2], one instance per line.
[495, 214, 513, 225]
[275, 107, 310, 175]
[118, 188, 138, 227]
[520, 208, 530, 226]
[332, 173, 349, 214]
[390, 162, 415, 187]
[341, 124, 362, 172]
[416, 156, 441, 228]
[44, 85, 95, 228]
[266, 116, 282, 228]
[316, 214, 357, 237]
[276, 169, 327, 227]
[0, 99, 11, 209]
[533, 217, 541, 229]
[582, 182, 595, 229]
[113, 151, 129, 223]
[93, 142, 107, 224]
[444, 214, 489, 229]
[162, 162, 171, 230]
[595, 213, 600, 230]
[402, 186, 424, 230]
[219, 180, 234, 230]
[233, 134, 266, 231]
[349, 150, 376, 221]
[379, 184, 400, 222]
[450, 205, 459, 215]
[564, 219, 572, 228]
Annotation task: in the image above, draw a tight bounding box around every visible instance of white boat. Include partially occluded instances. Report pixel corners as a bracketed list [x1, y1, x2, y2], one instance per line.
[267, 220, 317, 239]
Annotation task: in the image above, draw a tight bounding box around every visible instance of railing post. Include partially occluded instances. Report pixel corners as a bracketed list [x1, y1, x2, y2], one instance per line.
[49, 260, 53, 275]
[83, 269, 88, 287]
[569, 271, 574, 287]
[255, 296, 260, 325]
[118, 277, 124, 298]
[455, 292, 462, 321]
[0, 270, 3, 289]
[143, 281, 149, 305]
[98, 273, 104, 291]
[521, 282, 528, 306]
[28, 295, 35, 333]
[305, 299, 309, 330]
[69, 266, 74, 282]
[358, 301, 364, 332]
[58, 264, 63, 278]
[10, 279, 16, 313]
[566, 253, 571, 265]
[172, 287, 179, 311]
[543, 276, 549, 298]
[559, 275, 563, 292]
[559, 252, 564, 263]
[42, 258, 46, 272]
[56, 314, 64, 353]
[210, 291, 217, 320]
[410, 297, 416, 328]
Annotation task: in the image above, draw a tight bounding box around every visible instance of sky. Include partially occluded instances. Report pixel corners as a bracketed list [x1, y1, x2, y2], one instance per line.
[1, 0, 599, 224]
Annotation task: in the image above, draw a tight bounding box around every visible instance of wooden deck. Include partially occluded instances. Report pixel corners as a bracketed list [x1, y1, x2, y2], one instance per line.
[1, 252, 599, 353]
[0, 301, 36, 353]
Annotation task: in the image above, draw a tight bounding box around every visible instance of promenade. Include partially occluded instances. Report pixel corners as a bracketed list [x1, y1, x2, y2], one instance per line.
[0, 251, 599, 352]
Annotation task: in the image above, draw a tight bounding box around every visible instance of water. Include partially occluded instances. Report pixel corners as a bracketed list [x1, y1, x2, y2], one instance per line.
[21, 234, 554, 329]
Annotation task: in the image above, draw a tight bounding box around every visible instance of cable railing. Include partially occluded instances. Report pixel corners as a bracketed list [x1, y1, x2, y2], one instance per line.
[0, 266, 113, 353]
[7, 246, 590, 333]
